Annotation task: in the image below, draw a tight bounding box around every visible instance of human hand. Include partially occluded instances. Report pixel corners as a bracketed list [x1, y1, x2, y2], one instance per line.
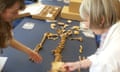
[63, 61, 80, 72]
[29, 50, 42, 63]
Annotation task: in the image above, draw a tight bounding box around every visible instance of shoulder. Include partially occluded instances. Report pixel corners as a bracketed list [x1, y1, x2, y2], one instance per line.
[108, 21, 120, 35]
[111, 21, 120, 30]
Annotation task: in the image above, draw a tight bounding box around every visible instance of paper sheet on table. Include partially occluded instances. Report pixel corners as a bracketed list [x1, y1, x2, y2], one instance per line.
[80, 22, 95, 38]
[22, 22, 35, 30]
[0, 57, 8, 72]
[19, 4, 45, 15]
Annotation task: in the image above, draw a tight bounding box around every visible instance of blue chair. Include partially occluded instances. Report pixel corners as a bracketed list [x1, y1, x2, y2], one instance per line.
[95, 34, 101, 48]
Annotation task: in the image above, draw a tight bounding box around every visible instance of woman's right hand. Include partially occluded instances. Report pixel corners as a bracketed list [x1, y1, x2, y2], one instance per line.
[63, 59, 91, 72]
[63, 61, 80, 72]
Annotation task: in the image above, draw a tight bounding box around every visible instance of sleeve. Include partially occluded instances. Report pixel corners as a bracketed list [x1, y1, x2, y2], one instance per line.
[87, 23, 120, 72]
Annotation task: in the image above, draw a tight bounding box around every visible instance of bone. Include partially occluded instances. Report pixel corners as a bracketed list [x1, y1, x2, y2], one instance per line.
[50, 23, 56, 29]
[79, 45, 83, 53]
[73, 30, 80, 35]
[34, 32, 49, 52]
[71, 26, 80, 30]
[47, 33, 58, 40]
[29, 32, 49, 62]
[70, 37, 83, 42]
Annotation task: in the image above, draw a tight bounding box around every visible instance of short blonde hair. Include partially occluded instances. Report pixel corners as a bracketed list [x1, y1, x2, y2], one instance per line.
[79, 0, 90, 20]
[80, 0, 120, 29]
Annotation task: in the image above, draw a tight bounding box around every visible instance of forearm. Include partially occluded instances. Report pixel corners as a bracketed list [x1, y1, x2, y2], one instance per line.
[9, 38, 32, 55]
[79, 58, 91, 69]
[9, 38, 42, 63]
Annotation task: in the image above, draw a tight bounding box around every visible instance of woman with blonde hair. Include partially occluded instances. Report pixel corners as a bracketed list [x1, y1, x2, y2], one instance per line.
[0, 0, 42, 63]
[63, 0, 120, 72]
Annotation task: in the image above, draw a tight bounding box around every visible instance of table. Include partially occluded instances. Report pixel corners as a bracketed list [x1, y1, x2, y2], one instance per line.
[2, 17, 97, 72]
[41, 0, 68, 6]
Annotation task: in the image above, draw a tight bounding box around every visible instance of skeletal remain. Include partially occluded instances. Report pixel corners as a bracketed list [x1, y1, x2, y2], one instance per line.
[73, 30, 80, 35]
[48, 21, 83, 71]
[71, 26, 80, 31]
[66, 30, 73, 35]
[29, 32, 49, 62]
[51, 23, 56, 29]
[49, 61, 66, 72]
[47, 33, 58, 40]
[30, 32, 58, 62]
[57, 22, 65, 26]
[51, 30, 72, 64]
[34, 32, 49, 52]
[54, 55, 62, 62]
[60, 29, 66, 33]
[52, 49, 62, 54]
[63, 24, 69, 28]
[67, 20, 72, 23]
[70, 37, 83, 42]
[56, 29, 63, 35]
[79, 45, 83, 53]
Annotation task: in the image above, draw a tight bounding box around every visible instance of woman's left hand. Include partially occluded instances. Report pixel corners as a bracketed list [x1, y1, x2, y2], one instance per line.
[29, 50, 42, 63]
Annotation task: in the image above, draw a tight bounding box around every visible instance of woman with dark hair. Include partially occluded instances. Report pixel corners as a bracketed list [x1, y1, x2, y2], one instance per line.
[0, 0, 42, 63]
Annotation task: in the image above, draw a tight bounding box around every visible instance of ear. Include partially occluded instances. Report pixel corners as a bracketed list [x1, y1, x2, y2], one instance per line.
[99, 16, 105, 27]
[101, 16, 105, 25]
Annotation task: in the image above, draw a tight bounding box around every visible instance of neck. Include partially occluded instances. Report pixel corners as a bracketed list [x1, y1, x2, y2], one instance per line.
[92, 28, 109, 35]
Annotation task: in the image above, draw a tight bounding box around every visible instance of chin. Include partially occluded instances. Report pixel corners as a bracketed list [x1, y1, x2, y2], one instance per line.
[6, 20, 13, 23]
[93, 31, 103, 35]
[94, 33, 102, 35]
[91, 29, 103, 35]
